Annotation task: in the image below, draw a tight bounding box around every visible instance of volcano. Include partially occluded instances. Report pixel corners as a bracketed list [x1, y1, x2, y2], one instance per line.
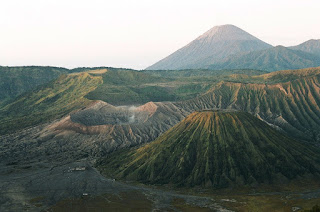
[98, 110, 320, 188]
[146, 24, 272, 70]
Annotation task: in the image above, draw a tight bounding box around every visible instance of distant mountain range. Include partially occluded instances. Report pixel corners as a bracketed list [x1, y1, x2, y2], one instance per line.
[146, 25, 320, 71]
[208, 45, 320, 71]
[290, 39, 320, 56]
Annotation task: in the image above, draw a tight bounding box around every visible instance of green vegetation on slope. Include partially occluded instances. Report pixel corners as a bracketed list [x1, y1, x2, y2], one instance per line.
[2, 66, 320, 139]
[0, 72, 102, 134]
[85, 69, 221, 105]
[143, 69, 268, 78]
[85, 70, 177, 105]
[0, 67, 265, 134]
[0, 66, 69, 105]
[97, 111, 320, 188]
[178, 68, 320, 143]
[85, 69, 272, 105]
[252, 66, 320, 83]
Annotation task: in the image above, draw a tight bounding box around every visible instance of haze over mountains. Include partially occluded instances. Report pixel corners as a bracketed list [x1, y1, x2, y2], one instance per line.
[147, 24, 320, 71]
[147, 25, 272, 70]
[290, 39, 320, 56]
[208, 45, 320, 71]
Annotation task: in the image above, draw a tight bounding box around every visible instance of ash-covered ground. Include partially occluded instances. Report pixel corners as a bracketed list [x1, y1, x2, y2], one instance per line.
[0, 159, 230, 211]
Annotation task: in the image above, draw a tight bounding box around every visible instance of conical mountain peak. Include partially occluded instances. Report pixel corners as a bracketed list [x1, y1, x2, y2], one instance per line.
[196, 24, 261, 42]
[146, 25, 272, 70]
[97, 110, 320, 188]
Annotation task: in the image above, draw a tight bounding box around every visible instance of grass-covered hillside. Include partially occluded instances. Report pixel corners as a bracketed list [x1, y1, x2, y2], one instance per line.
[85, 69, 226, 105]
[85, 69, 273, 105]
[0, 72, 102, 134]
[143, 69, 268, 78]
[252, 66, 320, 83]
[1, 68, 260, 134]
[85, 70, 177, 105]
[0, 66, 69, 105]
[97, 111, 320, 188]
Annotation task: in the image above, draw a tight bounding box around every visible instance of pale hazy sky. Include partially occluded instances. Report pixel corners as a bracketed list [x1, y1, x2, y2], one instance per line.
[1, 0, 320, 69]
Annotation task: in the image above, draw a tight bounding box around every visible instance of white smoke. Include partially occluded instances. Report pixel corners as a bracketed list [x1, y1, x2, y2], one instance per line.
[128, 114, 135, 123]
[128, 106, 137, 111]
[116, 105, 138, 124]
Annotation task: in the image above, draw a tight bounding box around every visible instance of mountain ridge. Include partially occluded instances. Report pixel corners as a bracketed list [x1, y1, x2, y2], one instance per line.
[147, 25, 320, 71]
[290, 39, 320, 56]
[207, 46, 320, 71]
[146, 24, 272, 70]
[177, 70, 320, 143]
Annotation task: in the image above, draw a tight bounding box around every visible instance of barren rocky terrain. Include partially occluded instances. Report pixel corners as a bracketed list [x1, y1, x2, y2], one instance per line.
[0, 159, 233, 211]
